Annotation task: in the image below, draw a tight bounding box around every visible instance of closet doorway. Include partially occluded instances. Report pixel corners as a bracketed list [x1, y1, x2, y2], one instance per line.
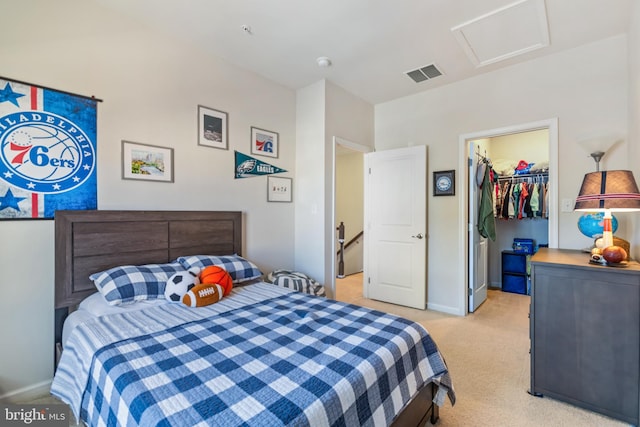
[459, 119, 558, 315]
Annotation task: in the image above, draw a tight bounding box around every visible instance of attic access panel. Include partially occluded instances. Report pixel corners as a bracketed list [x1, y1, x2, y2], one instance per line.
[451, 0, 549, 67]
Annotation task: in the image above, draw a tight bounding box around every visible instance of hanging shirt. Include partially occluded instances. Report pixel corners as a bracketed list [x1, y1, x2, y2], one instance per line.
[501, 182, 511, 219]
[518, 183, 529, 219]
[478, 165, 496, 241]
[530, 183, 539, 217]
[511, 184, 519, 219]
[494, 181, 501, 218]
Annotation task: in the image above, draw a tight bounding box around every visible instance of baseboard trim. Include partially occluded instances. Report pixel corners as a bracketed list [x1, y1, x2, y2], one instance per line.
[427, 302, 464, 316]
[0, 379, 52, 403]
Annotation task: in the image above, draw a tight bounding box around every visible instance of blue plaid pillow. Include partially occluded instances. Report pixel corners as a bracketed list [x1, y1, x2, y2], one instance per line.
[177, 255, 262, 283]
[90, 262, 185, 305]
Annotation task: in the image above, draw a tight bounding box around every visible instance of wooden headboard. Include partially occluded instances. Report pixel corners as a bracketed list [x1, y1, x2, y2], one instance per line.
[54, 210, 242, 310]
[53, 210, 242, 366]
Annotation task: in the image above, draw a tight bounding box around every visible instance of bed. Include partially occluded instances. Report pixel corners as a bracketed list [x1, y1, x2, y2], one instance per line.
[51, 210, 455, 426]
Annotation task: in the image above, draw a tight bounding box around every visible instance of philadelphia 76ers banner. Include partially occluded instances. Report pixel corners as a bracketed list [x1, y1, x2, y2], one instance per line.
[0, 77, 97, 219]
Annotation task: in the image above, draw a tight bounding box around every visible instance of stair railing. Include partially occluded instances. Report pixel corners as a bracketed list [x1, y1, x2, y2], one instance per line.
[336, 222, 364, 278]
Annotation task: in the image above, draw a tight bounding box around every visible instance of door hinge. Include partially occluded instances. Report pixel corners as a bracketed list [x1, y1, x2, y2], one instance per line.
[368, 167, 371, 174]
[469, 287, 473, 295]
[368, 277, 371, 284]
[468, 157, 472, 167]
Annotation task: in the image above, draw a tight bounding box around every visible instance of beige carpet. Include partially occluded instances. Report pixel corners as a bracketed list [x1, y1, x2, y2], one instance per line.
[336, 273, 628, 427]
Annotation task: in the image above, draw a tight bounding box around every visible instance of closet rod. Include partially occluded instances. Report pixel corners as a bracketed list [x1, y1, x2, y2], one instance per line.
[496, 172, 548, 181]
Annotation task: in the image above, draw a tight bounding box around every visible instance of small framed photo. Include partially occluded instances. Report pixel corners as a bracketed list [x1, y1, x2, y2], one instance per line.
[198, 105, 228, 150]
[251, 126, 279, 158]
[267, 176, 292, 202]
[122, 140, 174, 183]
[433, 170, 455, 196]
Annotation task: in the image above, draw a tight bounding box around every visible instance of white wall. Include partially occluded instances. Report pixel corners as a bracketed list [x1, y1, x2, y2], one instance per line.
[0, 0, 296, 398]
[490, 129, 549, 166]
[324, 82, 374, 290]
[629, 2, 640, 257]
[294, 81, 326, 288]
[375, 35, 630, 314]
[294, 80, 374, 295]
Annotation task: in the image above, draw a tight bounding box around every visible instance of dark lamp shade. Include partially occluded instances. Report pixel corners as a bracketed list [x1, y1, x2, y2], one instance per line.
[574, 170, 640, 211]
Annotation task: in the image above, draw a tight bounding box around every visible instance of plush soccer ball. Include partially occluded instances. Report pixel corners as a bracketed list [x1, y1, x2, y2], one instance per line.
[199, 265, 233, 296]
[182, 283, 225, 307]
[165, 268, 200, 303]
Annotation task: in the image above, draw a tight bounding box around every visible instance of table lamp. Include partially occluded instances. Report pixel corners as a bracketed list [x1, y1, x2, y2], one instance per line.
[574, 170, 640, 258]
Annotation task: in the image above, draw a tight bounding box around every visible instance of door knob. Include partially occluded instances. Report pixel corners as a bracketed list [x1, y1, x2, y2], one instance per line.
[412, 233, 424, 239]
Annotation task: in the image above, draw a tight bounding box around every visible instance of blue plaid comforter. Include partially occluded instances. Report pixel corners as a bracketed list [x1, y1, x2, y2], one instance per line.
[53, 284, 454, 426]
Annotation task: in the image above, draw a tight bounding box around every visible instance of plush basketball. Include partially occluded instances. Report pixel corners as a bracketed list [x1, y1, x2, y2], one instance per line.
[165, 268, 200, 303]
[199, 266, 233, 296]
[182, 283, 225, 307]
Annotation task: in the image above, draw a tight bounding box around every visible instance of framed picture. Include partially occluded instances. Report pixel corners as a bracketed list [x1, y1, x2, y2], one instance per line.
[122, 140, 174, 183]
[251, 126, 279, 158]
[267, 176, 292, 202]
[198, 105, 228, 150]
[433, 170, 455, 196]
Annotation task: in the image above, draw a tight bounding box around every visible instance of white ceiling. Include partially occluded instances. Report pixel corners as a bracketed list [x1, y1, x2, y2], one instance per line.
[93, 0, 631, 105]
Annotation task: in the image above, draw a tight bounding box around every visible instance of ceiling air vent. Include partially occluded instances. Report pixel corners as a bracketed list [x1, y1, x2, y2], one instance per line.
[405, 64, 443, 83]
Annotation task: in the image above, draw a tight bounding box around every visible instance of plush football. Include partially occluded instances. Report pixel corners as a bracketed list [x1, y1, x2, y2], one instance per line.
[165, 268, 200, 303]
[199, 265, 233, 296]
[182, 283, 225, 307]
[603, 245, 627, 264]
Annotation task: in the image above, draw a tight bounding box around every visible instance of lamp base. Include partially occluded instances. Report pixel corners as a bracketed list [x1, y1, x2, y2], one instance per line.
[601, 211, 613, 248]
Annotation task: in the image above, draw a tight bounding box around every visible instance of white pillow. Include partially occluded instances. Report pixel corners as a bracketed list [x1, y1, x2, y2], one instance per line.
[79, 292, 168, 317]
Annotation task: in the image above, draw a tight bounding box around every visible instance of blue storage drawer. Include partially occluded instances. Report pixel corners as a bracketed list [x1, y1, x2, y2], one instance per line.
[502, 273, 528, 294]
[502, 251, 528, 274]
[502, 250, 530, 295]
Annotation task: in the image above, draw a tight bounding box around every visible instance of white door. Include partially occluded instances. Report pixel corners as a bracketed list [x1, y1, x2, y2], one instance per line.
[364, 146, 427, 309]
[468, 141, 488, 312]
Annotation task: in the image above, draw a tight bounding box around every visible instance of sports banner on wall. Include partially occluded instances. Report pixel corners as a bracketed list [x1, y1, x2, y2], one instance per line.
[0, 77, 98, 219]
[235, 151, 286, 179]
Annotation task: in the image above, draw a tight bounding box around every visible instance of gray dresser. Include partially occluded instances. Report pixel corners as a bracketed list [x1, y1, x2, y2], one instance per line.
[530, 248, 640, 425]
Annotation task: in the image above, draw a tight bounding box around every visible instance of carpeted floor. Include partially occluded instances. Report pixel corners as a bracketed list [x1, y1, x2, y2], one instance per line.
[335, 272, 629, 427]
